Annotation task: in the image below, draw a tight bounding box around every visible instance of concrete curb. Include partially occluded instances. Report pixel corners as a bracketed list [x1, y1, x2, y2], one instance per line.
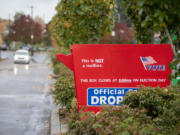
[51, 107, 68, 135]
[0, 57, 8, 62]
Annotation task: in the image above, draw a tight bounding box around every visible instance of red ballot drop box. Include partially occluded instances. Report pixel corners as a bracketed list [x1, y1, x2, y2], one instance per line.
[56, 44, 173, 113]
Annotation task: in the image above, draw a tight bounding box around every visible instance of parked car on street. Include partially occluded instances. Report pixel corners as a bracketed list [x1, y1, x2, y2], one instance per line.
[21, 45, 31, 51]
[0, 44, 8, 50]
[21, 45, 34, 56]
[14, 50, 31, 64]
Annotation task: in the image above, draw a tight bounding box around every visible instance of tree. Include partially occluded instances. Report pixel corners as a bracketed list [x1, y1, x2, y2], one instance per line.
[41, 24, 51, 46]
[14, 12, 24, 20]
[34, 16, 52, 46]
[122, 0, 180, 56]
[0, 35, 2, 45]
[34, 16, 45, 26]
[0, 19, 9, 34]
[116, 0, 131, 26]
[100, 23, 134, 44]
[0, 19, 10, 45]
[5, 14, 43, 44]
[49, 0, 116, 48]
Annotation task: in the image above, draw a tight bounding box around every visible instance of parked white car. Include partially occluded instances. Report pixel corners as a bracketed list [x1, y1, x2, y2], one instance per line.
[14, 50, 31, 64]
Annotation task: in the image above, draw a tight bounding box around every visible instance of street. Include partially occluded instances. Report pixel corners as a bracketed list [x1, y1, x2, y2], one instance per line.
[0, 51, 53, 135]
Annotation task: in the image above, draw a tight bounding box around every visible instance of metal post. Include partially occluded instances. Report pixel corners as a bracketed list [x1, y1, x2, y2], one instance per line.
[118, 14, 120, 23]
[29, 5, 35, 56]
[112, 31, 115, 44]
[0, 50, 1, 59]
[29, 6, 35, 45]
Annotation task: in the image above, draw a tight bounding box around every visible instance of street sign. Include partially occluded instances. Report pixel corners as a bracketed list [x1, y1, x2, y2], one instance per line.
[56, 44, 173, 113]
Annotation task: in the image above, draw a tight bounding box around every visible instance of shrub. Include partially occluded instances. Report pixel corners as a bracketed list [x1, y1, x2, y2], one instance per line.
[54, 75, 75, 109]
[49, 47, 70, 75]
[66, 86, 180, 135]
[123, 86, 180, 134]
[154, 98, 180, 134]
[53, 63, 60, 75]
[67, 105, 160, 135]
[123, 87, 175, 118]
[68, 110, 96, 135]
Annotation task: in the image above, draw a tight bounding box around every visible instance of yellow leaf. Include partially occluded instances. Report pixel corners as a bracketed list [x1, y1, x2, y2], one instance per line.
[163, 88, 168, 92]
[0, 35, 2, 45]
[110, 4, 113, 9]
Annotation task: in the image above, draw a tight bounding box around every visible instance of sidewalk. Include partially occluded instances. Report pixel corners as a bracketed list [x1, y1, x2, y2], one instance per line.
[0, 57, 8, 62]
[0, 51, 8, 62]
[50, 106, 68, 135]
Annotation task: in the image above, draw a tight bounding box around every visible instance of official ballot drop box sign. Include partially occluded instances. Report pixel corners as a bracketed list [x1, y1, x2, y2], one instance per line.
[56, 44, 173, 113]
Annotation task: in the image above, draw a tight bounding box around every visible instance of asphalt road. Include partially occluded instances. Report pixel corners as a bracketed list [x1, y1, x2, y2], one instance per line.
[0, 51, 54, 135]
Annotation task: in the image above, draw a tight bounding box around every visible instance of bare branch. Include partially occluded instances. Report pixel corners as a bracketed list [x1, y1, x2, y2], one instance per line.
[165, 26, 177, 57]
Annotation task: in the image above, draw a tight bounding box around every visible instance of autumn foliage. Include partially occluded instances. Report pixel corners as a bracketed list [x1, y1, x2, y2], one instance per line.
[100, 23, 134, 44]
[5, 15, 43, 44]
[49, 0, 116, 48]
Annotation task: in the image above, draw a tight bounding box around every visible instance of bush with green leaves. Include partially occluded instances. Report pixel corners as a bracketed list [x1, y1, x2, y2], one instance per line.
[122, 0, 180, 56]
[169, 53, 180, 80]
[153, 87, 180, 134]
[65, 86, 180, 135]
[49, 0, 116, 48]
[54, 75, 75, 109]
[123, 86, 180, 134]
[154, 98, 180, 134]
[49, 47, 71, 75]
[123, 87, 175, 118]
[67, 106, 160, 135]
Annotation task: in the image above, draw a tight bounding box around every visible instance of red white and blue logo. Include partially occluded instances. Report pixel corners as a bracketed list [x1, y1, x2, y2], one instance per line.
[140, 56, 165, 71]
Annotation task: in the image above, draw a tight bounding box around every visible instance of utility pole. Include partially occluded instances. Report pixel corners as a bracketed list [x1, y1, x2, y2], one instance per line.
[118, 14, 120, 23]
[0, 32, 2, 59]
[29, 5, 35, 56]
[8, 14, 11, 26]
[43, 13, 45, 23]
[29, 5, 35, 45]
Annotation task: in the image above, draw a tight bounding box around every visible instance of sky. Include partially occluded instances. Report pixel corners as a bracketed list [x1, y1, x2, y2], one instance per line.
[0, 0, 59, 23]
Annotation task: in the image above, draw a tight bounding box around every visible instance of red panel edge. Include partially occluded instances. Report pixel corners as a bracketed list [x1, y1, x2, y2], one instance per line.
[56, 54, 74, 71]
